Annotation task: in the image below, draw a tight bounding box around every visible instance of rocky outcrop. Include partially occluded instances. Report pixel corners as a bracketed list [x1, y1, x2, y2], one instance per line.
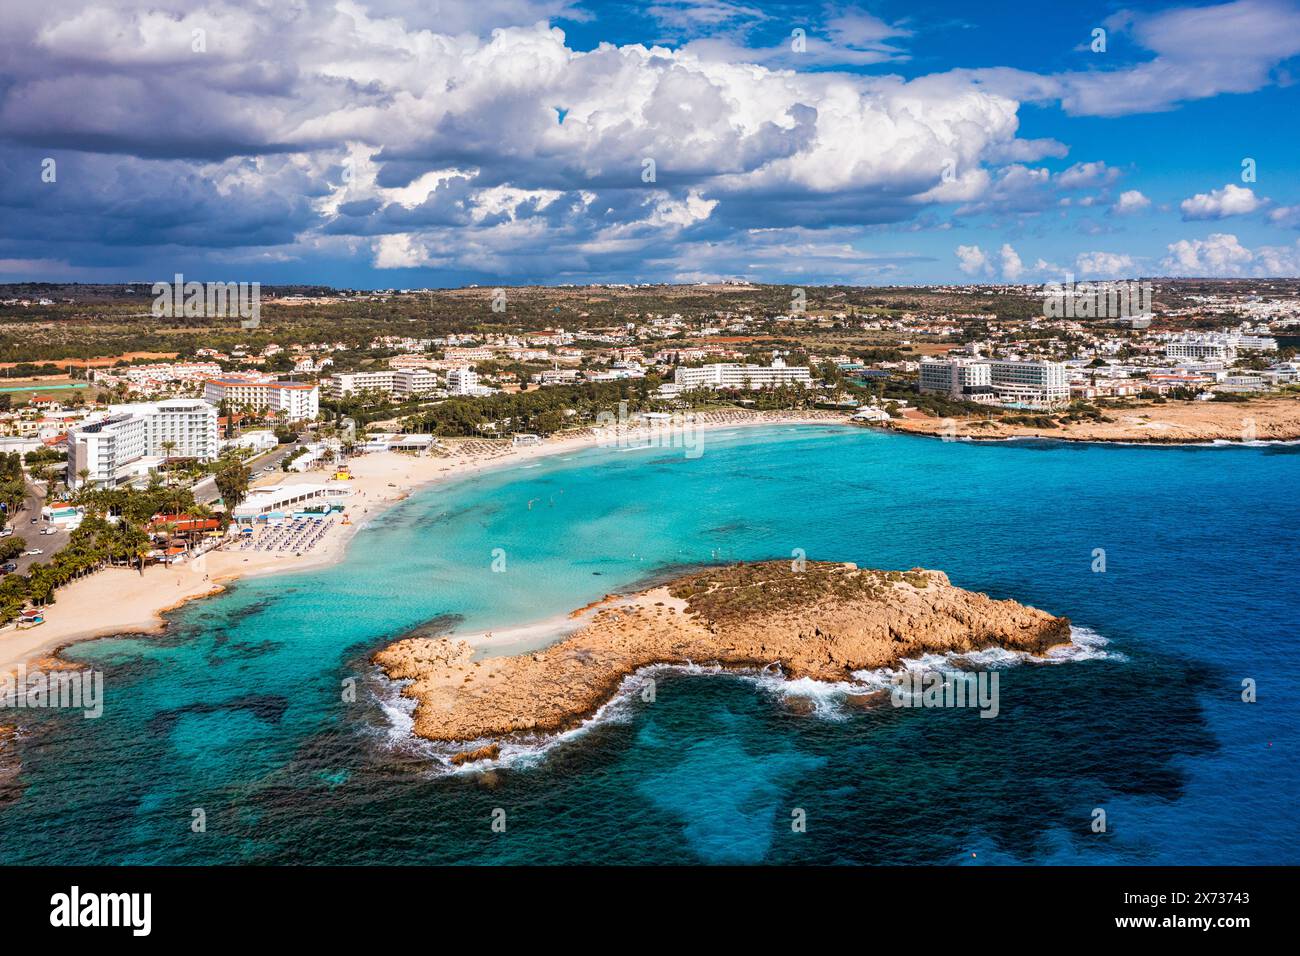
[449, 744, 501, 766]
[374, 561, 1071, 743]
[884, 395, 1300, 443]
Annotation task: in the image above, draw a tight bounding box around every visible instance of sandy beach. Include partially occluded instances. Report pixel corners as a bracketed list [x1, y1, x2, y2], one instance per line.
[0, 409, 850, 672]
[885, 394, 1300, 443]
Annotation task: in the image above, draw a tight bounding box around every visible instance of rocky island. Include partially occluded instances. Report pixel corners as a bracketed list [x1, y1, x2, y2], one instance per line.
[374, 561, 1071, 748]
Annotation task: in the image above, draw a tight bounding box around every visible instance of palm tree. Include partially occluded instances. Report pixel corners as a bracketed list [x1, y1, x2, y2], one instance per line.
[160, 440, 177, 487]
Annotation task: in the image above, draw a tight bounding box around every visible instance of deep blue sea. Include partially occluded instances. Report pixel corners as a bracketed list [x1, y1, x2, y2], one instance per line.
[1, 425, 1296, 864]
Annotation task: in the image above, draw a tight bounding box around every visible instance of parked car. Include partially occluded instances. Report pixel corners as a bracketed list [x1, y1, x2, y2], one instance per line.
[0, 563, 16, 573]
[39, 528, 57, 535]
[30, 517, 39, 524]
[0, 529, 12, 538]
[24, 549, 42, 556]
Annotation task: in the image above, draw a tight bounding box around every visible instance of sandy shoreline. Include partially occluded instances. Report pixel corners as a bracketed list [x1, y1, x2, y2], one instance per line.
[7, 395, 1296, 673]
[0, 410, 849, 672]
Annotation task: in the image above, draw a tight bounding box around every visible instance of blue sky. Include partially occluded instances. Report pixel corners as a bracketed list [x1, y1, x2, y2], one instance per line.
[1, 0, 1298, 288]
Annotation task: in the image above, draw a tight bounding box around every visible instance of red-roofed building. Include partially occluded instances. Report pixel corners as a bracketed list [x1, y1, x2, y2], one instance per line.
[150, 513, 221, 534]
[203, 375, 319, 421]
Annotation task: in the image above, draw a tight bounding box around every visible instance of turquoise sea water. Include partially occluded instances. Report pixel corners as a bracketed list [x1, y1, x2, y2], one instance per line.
[1, 425, 1296, 864]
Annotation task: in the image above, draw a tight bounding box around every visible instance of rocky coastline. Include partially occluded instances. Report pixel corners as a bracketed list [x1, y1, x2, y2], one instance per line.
[374, 561, 1072, 750]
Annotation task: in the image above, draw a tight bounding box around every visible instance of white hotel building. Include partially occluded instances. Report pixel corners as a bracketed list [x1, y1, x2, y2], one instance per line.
[323, 369, 395, 398]
[920, 359, 1068, 409]
[70, 398, 219, 488]
[674, 358, 813, 390]
[323, 369, 440, 399]
[918, 360, 994, 401]
[203, 375, 320, 421]
[445, 368, 484, 395]
[1163, 332, 1277, 364]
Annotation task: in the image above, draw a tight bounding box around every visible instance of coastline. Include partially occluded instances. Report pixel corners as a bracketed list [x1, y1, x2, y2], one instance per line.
[8, 395, 1297, 674]
[373, 561, 1073, 746]
[0, 409, 850, 673]
[882, 395, 1300, 443]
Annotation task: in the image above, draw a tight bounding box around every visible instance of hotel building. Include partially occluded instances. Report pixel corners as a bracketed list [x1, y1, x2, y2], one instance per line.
[70, 398, 219, 488]
[322, 370, 395, 398]
[323, 368, 440, 399]
[1164, 332, 1276, 364]
[445, 368, 481, 395]
[203, 375, 320, 421]
[918, 360, 995, 402]
[393, 369, 439, 397]
[673, 358, 813, 390]
[920, 359, 1068, 409]
[988, 360, 1069, 408]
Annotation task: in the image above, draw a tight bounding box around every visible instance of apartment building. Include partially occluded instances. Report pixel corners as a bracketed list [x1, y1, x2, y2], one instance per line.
[70, 398, 218, 488]
[673, 358, 813, 390]
[323, 368, 439, 399]
[92, 361, 224, 388]
[988, 360, 1069, 408]
[322, 370, 395, 398]
[533, 369, 580, 386]
[920, 359, 1068, 408]
[203, 375, 320, 420]
[442, 347, 495, 363]
[1165, 337, 1236, 363]
[389, 354, 438, 369]
[393, 369, 439, 397]
[445, 368, 480, 395]
[918, 360, 995, 402]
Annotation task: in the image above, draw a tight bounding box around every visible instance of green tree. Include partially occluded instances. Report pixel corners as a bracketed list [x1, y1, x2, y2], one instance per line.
[214, 459, 251, 511]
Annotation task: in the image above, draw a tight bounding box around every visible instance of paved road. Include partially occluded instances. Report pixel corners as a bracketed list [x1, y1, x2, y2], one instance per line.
[0, 439, 305, 578]
[2, 482, 70, 575]
[193, 439, 302, 506]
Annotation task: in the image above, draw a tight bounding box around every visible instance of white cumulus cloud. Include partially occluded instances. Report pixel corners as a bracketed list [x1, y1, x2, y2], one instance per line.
[1076, 251, 1137, 277]
[1113, 190, 1151, 214]
[1180, 184, 1264, 220]
[999, 243, 1024, 280]
[1162, 233, 1253, 275]
[955, 244, 989, 275]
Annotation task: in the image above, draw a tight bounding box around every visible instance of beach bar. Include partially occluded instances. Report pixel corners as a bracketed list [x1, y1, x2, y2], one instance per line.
[231, 483, 351, 523]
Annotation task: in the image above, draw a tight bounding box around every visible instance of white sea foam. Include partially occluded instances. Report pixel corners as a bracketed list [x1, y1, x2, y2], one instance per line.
[370, 676, 417, 747]
[736, 670, 865, 721]
[370, 625, 1124, 770]
[1043, 625, 1127, 663]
